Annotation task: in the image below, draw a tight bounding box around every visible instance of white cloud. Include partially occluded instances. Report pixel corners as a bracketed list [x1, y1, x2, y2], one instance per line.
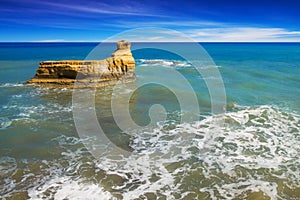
[186, 27, 300, 42]
[34, 27, 300, 43]
[97, 27, 300, 42]
[102, 20, 300, 42]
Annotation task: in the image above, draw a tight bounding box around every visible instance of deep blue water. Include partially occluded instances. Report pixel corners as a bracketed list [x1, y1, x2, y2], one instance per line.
[0, 42, 299, 199]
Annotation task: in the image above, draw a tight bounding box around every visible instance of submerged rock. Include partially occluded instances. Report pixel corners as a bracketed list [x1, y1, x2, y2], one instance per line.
[26, 40, 135, 88]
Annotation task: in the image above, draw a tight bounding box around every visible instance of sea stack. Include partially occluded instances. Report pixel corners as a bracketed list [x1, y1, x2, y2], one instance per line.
[26, 40, 135, 88]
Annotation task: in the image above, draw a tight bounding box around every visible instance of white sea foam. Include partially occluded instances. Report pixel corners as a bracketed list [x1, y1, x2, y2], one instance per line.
[0, 83, 24, 88]
[2, 106, 299, 199]
[0, 156, 17, 196]
[51, 135, 82, 146]
[138, 59, 222, 69]
[28, 176, 113, 200]
[0, 156, 17, 175]
[90, 105, 300, 199]
[138, 59, 191, 67]
[2, 96, 72, 124]
[0, 117, 12, 129]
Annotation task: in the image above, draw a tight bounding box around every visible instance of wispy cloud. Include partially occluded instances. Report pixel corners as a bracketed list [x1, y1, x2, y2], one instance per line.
[101, 21, 300, 42]
[112, 20, 225, 28]
[2, 0, 300, 42]
[39, 1, 165, 17]
[186, 27, 300, 42]
[28, 27, 300, 42]
[97, 26, 300, 42]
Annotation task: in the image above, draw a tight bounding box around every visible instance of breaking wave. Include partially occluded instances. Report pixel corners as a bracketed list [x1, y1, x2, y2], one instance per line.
[138, 59, 191, 68]
[137, 59, 222, 69]
[1, 105, 298, 199]
[94, 105, 300, 199]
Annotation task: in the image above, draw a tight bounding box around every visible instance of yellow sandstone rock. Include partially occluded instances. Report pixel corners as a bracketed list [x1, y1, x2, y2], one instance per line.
[26, 40, 135, 88]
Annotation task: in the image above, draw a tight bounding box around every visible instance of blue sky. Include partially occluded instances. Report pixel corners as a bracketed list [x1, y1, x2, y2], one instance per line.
[1, 0, 300, 42]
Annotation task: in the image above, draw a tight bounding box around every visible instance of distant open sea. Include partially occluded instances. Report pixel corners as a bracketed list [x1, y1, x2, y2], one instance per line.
[0, 42, 299, 199]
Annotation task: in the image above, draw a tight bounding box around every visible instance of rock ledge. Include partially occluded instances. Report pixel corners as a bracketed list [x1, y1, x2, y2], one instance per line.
[26, 40, 135, 88]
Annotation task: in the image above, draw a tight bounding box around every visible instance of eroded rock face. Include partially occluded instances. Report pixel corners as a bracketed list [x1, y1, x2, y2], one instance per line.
[26, 40, 135, 88]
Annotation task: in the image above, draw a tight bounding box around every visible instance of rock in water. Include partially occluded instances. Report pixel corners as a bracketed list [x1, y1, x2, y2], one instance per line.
[26, 40, 135, 88]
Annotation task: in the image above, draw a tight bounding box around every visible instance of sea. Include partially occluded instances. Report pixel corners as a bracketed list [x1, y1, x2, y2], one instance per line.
[0, 42, 299, 199]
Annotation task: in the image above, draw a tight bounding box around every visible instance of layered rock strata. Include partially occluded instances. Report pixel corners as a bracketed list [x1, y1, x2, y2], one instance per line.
[27, 40, 135, 88]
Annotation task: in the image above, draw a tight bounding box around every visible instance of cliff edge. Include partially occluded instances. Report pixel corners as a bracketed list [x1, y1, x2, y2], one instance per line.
[26, 40, 135, 88]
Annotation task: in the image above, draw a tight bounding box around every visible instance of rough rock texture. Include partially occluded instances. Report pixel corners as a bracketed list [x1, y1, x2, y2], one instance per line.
[27, 40, 135, 88]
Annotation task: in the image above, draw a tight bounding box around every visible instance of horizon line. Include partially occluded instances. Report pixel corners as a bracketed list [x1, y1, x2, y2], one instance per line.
[2, 41, 300, 43]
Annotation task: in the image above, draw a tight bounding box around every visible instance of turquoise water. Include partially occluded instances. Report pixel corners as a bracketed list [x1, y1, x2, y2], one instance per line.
[0, 43, 299, 199]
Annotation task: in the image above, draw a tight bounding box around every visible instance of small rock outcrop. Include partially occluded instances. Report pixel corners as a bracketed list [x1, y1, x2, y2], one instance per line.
[27, 40, 135, 88]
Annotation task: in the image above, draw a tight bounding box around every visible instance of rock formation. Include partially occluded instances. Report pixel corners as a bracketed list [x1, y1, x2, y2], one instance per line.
[27, 40, 135, 88]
